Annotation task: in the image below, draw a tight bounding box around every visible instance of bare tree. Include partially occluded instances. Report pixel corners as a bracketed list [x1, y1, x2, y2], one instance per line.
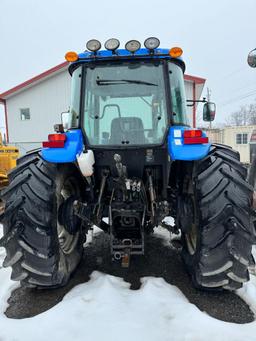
[225, 99, 256, 126]
[248, 102, 256, 125]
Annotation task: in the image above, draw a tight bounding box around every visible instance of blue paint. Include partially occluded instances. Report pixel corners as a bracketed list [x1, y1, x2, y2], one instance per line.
[70, 48, 184, 69]
[41, 129, 83, 163]
[78, 48, 176, 59]
[168, 126, 211, 161]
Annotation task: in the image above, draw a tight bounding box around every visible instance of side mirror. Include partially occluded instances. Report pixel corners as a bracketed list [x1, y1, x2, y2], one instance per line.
[248, 48, 256, 68]
[203, 102, 216, 122]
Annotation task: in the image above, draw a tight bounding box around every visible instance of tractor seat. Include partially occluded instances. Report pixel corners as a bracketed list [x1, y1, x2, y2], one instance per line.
[110, 117, 146, 145]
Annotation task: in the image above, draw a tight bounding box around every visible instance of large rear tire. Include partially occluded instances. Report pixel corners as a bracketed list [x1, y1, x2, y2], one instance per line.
[0, 152, 86, 288]
[178, 144, 256, 290]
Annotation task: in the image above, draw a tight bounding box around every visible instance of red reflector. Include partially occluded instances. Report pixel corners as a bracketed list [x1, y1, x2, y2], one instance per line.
[48, 134, 66, 142]
[183, 130, 202, 138]
[184, 137, 209, 145]
[42, 141, 65, 148]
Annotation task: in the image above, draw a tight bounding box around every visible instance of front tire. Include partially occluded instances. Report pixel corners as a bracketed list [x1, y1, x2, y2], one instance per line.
[0, 152, 86, 288]
[178, 144, 256, 290]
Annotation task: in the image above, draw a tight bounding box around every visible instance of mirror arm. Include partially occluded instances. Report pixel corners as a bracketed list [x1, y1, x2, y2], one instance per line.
[186, 97, 207, 107]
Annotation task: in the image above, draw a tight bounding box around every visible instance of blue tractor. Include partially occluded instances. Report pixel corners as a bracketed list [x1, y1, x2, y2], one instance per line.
[1, 38, 255, 290]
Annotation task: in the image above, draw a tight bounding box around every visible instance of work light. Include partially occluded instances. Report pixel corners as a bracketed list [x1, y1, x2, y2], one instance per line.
[86, 39, 101, 52]
[144, 37, 160, 51]
[125, 40, 141, 53]
[104, 38, 120, 51]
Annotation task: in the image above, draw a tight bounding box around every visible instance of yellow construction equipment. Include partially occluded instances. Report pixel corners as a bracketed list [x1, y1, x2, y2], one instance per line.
[0, 133, 19, 188]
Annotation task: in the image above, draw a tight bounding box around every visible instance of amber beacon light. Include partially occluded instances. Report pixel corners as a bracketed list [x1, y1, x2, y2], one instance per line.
[169, 47, 183, 58]
[65, 51, 79, 62]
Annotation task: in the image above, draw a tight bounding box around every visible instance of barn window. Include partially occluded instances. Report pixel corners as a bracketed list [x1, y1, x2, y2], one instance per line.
[236, 133, 248, 144]
[20, 108, 30, 120]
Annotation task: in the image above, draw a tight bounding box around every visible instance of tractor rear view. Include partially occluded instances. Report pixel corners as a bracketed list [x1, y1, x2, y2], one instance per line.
[0, 38, 255, 291]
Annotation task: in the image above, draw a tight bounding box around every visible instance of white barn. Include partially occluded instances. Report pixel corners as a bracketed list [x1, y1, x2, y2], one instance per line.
[0, 62, 205, 154]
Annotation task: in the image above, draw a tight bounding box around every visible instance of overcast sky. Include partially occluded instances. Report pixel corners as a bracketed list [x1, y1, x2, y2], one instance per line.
[0, 0, 255, 130]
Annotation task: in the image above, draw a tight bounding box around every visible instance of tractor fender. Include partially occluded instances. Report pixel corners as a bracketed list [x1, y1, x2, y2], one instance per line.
[168, 126, 211, 161]
[41, 129, 83, 163]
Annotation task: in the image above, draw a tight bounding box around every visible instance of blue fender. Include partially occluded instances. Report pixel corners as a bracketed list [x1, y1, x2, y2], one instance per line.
[41, 129, 83, 163]
[41, 127, 210, 163]
[168, 126, 211, 161]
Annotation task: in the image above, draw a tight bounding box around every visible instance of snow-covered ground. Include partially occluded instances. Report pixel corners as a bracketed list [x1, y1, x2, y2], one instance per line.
[1, 225, 256, 341]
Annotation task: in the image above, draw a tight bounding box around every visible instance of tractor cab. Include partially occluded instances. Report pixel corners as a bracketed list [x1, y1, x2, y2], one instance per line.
[66, 39, 188, 149]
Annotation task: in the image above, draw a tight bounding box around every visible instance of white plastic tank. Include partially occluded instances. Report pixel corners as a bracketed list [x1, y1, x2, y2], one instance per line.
[76, 150, 95, 177]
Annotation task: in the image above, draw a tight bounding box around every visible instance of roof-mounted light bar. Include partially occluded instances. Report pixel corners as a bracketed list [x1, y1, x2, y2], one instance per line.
[66, 39, 185, 63]
[125, 40, 141, 53]
[86, 39, 101, 52]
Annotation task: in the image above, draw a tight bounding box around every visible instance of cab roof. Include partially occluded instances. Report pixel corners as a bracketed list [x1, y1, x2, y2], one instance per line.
[69, 48, 185, 74]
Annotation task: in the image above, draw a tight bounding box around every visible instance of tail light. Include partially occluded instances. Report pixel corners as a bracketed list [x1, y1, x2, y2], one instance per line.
[42, 134, 66, 148]
[183, 130, 208, 144]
